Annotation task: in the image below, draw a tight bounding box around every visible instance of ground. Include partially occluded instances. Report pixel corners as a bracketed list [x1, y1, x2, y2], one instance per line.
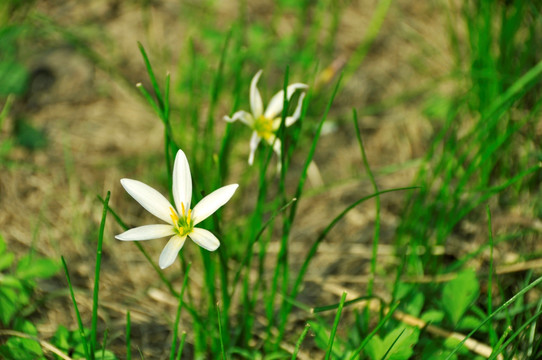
[1, 0, 540, 358]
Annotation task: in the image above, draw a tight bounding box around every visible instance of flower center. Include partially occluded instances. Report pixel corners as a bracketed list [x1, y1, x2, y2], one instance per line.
[169, 204, 193, 237]
[254, 115, 274, 141]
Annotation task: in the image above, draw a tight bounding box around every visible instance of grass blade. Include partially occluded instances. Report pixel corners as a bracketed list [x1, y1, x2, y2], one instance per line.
[353, 109, 380, 297]
[91, 191, 110, 358]
[291, 324, 311, 360]
[126, 311, 131, 360]
[61, 256, 91, 360]
[217, 303, 227, 360]
[324, 292, 347, 360]
[170, 263, 191, 360]
[445, 274, 542, 359]
[348, 302, 400, 360]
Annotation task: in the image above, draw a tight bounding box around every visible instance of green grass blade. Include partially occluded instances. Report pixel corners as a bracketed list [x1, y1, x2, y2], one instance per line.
[100, 328, 109, 360]
[126, 311, 131, 360]
[61, 256, 91, 360]
[290, 187, 418, 306]
[217, 303, 227, 360]
[312, 295, 375, 314]
[91, 191, 110, 358]
[348, 302, 400, 360]
[170, 263, 191, 360]
[488, 307, 542, 360]
[291, 324, 311, 360]
[445, 274, 542, 359]
[231, 197, 297, 299]
[175, 332, 187, 360]
[324, 292, 347, 360]
[380, 327, 406, 360]
[353, 109, 380, 298]
[289, 74, 342, 224]
[486, 206, 497, 345]
[137, 42, 164, 109]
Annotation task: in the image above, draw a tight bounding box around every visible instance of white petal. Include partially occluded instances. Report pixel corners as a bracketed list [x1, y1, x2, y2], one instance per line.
[173, 149, 192, 212]
[120, 178, 175, 224]
[272, 137, 282, 158]
[189, 227, 220, 251]
[250, 70, 264, 118]
[191, 184, 239, 225]
[248, 132, 261, 165]
[264, 83, 308, 119]
[285, 92, 306, 127]
[159, 235, 186, 269]
[223, 111, 254, 127]
[115, 224, 175, 241]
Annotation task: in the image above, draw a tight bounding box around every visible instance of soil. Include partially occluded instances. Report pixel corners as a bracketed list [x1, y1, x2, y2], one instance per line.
[1, 0, 540, 358]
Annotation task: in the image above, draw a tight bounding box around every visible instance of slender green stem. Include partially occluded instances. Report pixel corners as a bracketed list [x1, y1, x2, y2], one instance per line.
[175, 332, 187, 360]
[126, 311, 131, 360]
[291, 324, 311, 360]
[61, 256, 91, 360]
[486, 205, 497, 345]
[170, 263, 191, 360]
[91, 191, 110, 359]
[324, 292, 347, 360]
[217, 303, 227, 360]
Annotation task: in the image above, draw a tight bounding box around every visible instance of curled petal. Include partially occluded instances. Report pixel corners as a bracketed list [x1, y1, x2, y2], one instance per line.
[115, 224, 175, 241]
[285, 92, 306, 127]
[173, 149, 192, 212]
[250, 70, 264, 118]
[120, 178, 175, 224]
[192, 184, 239, 225]
[223, 111, 254, 127]
[159, 235, 186, 269]
[248, 131, 261, 165]
[190, 227, 220, 251]
[264, 83, 308, 119]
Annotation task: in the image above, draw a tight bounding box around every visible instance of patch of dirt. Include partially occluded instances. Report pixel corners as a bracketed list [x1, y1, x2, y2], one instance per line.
[1, 0, 540, 358]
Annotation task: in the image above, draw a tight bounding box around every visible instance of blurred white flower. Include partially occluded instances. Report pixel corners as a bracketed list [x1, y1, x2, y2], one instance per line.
[224, 70, 307, 165]
[116, 149, 238, 269]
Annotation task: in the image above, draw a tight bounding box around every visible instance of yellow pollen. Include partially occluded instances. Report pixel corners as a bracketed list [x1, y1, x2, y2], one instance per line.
[187, 208, 192, 224]
[254, 115, 274, 140]
[169, 207, 179, 224]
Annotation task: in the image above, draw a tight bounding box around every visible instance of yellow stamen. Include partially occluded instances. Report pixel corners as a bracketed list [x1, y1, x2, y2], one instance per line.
[169, 207, 179, 224]
[255, 115, 274, 140]
[181, 202, 186, 216]
[187, 209, 192, 224]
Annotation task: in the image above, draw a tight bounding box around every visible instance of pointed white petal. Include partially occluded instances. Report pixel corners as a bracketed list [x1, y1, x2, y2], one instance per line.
[159, 235, 186, 269]
[285, 92, 306, 127]
[248, 132, 261, 165]
[191, 184, 239, 225]
[190, 227, 220, 251]
[223, 111, 254, 127]
[264, 83, 308, 119]
[172, 149, 192, 212]
[250, 70, 264, 118]
[115, 224, 175, 241]
[120, 178, 175, 224]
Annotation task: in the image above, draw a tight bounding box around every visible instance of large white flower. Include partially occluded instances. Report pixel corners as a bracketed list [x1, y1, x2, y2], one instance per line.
[224, 70, 308, 165]
[115, 149, 238, 269]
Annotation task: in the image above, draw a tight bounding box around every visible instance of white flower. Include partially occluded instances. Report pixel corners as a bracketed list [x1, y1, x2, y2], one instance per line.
[224, 70, 308, 165]
[115, 149, 238, 269]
